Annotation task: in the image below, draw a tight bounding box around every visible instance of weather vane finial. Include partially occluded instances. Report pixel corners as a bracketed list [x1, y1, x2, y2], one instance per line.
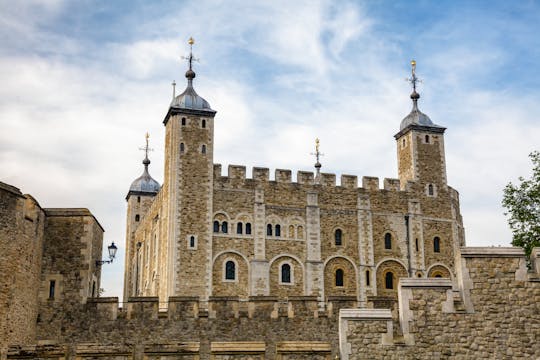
[311, 138, 324, 184]
[140, 132, 153, 167]
[182, 37, 199, 74]
[407, 59, 420, 92]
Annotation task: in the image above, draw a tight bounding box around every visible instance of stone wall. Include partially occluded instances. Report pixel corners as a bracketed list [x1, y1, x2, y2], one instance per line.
[8, 296, 354, 359]
[35, 208, 104, 341]
[0, 183, 45, 351]
[340, 247, 540, 359]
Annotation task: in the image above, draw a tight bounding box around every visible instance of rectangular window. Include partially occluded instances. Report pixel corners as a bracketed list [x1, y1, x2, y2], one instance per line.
[49, 280, 56, 299]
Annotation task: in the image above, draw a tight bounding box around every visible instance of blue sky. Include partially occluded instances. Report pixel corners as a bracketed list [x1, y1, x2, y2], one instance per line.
[1, 0, 540, 299]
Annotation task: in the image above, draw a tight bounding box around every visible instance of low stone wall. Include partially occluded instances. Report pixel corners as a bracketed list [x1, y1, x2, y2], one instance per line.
[340, 247, 540, 359]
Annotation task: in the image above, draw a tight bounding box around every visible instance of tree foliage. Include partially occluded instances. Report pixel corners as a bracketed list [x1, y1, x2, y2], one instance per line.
[502, 151, 540, 257]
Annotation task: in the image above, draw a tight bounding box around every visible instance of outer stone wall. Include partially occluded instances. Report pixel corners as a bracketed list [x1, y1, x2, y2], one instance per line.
[340, 247, 540, 359]
[0, 183, 45, 351]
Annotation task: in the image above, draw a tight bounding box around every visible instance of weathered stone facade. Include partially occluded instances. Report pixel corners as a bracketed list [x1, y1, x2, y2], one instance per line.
[3, 58, 539, 359]
[123, 62, 464, 311]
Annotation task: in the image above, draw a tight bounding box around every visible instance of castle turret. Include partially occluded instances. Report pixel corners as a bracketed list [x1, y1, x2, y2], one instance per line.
[162, 38, 216, 300]
[124, 134, 160, 300]
[395, 60, 447, 192]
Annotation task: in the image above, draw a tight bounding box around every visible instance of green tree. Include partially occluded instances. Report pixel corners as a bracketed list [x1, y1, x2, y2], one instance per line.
[502, 151, 540, 258]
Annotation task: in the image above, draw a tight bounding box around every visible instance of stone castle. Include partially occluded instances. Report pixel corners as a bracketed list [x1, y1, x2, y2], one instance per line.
[1, 42, 539, 359]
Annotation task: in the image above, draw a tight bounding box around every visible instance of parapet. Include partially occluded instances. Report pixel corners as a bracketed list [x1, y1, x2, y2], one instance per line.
[362, 176, 379, 191]
[82, 295, 358, 322]
[253, 167, 270, 181]
[44, 208, 104, 232]
[383, 178, 400, 191]
[297, 171, 314, 184]
[341, 175, 358, 189]
[321, 173, 336, 186]
[275, 169, 292, 183]
[228, 165, 246, 180]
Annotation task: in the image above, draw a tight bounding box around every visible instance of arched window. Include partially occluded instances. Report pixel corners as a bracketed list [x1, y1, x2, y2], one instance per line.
[267, 224, 272, 236]
[415, 238, 419, 252]
[236, 222, 243, 234]
[289, 225, 294, 238]
[335, 269, 344, 287]
[225, 261, 236, 280]
[137, 196, 141, 203]
[201, 144, 206, 154]
[297, 225, 303, 239]
[245, 223, 252, 235]
[365, 270, 370, 286]
[181, 117, 186, 126]
[428, 184, 434, 196]
[275, 224, 281, 237]
[221, 221, 228, 233]
[135, 214, 140, 222]
[180, 143, 185, 153]
[335, 229, 342, 246]
[425, 134, 430, 143]
[434, 237, 441, 253]
[189, 236, 195, 248]
[202, 119, 206, 128]
[435, 274, 442, 278]
[281, 263, 291, 284]
[384, 233, 392, 249]
[213, 221, 219, 233]
[385, 272, 394, 289]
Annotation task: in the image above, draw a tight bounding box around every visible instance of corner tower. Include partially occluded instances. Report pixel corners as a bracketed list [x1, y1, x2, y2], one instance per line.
[395, 60, 447, 191]
[124, 133, 160, 300]
[162, 38, 216, 300]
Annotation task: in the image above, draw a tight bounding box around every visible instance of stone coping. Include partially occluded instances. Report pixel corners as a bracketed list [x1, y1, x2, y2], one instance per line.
[168, 296, 200, 302]
[44, 208, 105, 232]
[211, 341, 265, 353]
[327, 295, 358, 301]
[0, 181, 23, 196]
[276, 341, 331, 352]
[399, 278, 452, 288]
[531, 248, 540, 258]
[127, 296, 159, 303]
[339, 308, 392, 320]
[461, 247, 525, 257]
[87, 297, 119, 303]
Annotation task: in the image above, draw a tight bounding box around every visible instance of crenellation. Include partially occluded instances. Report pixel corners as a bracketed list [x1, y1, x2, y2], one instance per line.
[126, 296, 159, 320]
[297, 170, 314, 184]
[321, 173, 336, 186]
[214, 163, 222, 178]
[383, 178, 401, 191]
[362, 176, 380, 191]
[275, 169, 292, 183]
[228, 164, 247, 181]
[341, 175, 358, 189]
[253, 167, 270, 181]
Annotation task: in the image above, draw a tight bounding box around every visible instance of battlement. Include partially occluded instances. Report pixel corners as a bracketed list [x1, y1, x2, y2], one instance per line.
[338, 246, 540, 359]
[85, 295, 356, 321]
[213, 164, 410, 194]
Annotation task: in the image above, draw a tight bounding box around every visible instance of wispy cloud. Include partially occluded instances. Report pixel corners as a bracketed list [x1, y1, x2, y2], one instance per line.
[1, 0, 540, 298]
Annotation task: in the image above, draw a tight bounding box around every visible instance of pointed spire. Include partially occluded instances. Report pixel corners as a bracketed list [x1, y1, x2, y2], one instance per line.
[311, 138, 324, 184]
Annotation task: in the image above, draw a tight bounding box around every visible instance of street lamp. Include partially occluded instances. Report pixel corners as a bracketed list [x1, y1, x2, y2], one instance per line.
[96, 242, 118, 266]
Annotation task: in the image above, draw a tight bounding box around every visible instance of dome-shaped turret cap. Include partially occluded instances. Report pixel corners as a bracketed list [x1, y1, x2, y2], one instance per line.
[170, 37, 213, 111]
[127, 133, 160, 199]
[399, 60, 444, 132]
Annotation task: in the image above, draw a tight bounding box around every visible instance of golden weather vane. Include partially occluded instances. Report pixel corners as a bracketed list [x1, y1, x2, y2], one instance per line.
[406, 59, 422, 93]
[182, 37, 199, 70]
[140, 132, 153, 161]
[311, 138, 324, 183]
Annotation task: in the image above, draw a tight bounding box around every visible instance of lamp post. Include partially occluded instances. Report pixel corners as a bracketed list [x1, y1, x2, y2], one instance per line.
[96, 242, 118, 266]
